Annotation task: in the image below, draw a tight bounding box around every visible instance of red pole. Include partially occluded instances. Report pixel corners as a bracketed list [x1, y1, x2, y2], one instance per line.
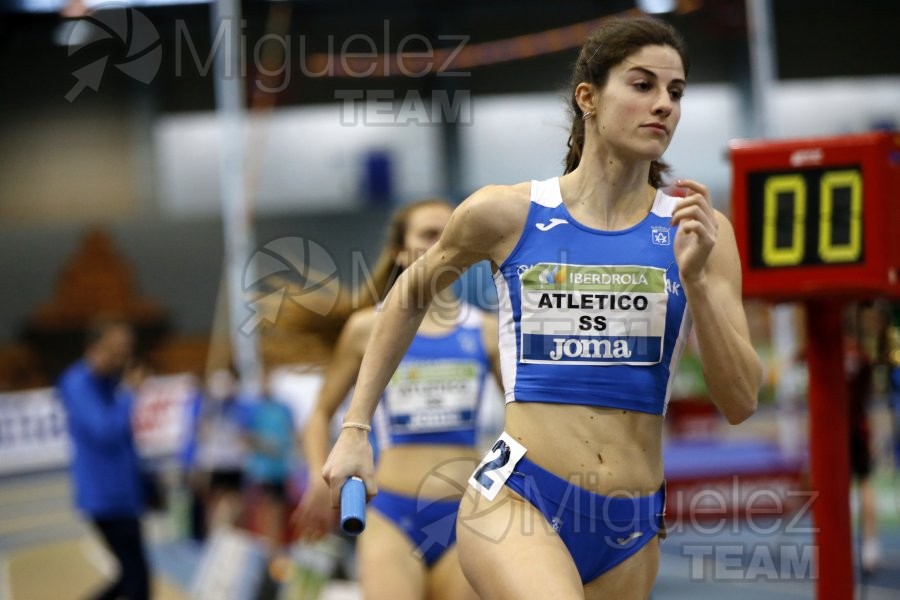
[805, 299, 853, 599]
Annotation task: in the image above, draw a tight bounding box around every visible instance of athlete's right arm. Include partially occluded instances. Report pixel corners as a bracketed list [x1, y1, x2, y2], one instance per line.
[294, 310, 374, 537]
[321, 184, 529, 507]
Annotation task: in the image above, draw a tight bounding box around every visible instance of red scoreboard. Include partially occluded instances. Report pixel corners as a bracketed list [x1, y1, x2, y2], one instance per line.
[730, 131, 900, 300]
[730, 131, 900, 600]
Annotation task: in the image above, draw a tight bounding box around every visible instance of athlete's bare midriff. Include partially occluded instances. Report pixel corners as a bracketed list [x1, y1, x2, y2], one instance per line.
[376, 444, 482, 499]
[504, 401, 664, 496]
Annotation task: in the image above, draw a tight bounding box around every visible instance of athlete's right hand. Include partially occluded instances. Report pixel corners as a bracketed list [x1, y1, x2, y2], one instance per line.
[321, 427, 377, 509]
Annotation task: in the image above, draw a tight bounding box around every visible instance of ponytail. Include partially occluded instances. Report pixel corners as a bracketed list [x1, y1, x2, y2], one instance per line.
[648, 159, 670, 188]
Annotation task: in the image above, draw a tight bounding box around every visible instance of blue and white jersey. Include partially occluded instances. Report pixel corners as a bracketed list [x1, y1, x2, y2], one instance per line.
[374, 306, 491, 448]
[494, 177, 692, 415]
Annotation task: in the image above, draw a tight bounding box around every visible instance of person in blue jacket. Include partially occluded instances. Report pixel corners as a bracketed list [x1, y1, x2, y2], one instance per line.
[244, 375, 296, 555]
[58, 317, 150, 600]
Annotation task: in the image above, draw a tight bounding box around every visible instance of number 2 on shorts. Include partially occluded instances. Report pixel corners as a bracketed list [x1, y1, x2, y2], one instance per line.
[468, 433, 527, 501]
[473, 439, 511, 489]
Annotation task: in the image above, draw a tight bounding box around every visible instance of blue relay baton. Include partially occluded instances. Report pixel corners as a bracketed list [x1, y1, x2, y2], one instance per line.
[340, 476, 366, 536]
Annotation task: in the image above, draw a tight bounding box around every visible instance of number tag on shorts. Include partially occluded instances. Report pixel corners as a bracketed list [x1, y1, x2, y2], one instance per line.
[468, 432, 527, 501]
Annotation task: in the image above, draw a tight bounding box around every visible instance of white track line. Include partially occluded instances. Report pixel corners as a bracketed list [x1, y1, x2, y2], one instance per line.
[0, 554, 13, 600]
[81, 536, 115, 578]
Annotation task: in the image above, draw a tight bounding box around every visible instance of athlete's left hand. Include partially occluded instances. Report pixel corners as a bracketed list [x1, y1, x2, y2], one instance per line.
[292, 477, 338, 541]
[670, 179, 719, 282]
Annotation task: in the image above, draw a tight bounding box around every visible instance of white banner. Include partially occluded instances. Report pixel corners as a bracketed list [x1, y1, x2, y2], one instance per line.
[0, 387, 70, 475]
[132, 373, 197, 458]
[0, 374, 198, 476]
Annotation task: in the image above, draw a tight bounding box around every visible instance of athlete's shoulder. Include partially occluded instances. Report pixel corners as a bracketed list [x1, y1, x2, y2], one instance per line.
[444, 182, 533, 263]
[713, 208, 733, 228]
[463, 182, 532, 216]
[708, 209, 740, 268]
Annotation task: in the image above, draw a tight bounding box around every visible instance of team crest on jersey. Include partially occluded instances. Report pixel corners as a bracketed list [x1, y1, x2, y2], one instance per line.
[458, 332, 478, 354]
[651, 226, 671, 246]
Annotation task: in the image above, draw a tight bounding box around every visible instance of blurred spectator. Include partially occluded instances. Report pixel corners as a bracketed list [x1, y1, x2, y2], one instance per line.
[244, 377, 295, 555]
[58, 317, 150, 600]
[889, 318, 900, 476]
[847, 303, 888, 573]
[177, 377, 206, 542]
[193, 367, 250, 537]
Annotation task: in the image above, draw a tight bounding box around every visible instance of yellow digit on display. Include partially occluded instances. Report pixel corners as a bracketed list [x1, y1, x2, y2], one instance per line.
[762, 175, 806, 266]
[818, 170, 862, 263]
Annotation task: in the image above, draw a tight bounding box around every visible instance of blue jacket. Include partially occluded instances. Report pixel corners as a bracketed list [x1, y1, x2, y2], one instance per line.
[58, 360, 145, 517]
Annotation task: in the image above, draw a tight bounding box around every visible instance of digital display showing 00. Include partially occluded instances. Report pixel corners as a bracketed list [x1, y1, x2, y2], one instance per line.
[730, 132, 900, 300]
[747, 165, 863, 269]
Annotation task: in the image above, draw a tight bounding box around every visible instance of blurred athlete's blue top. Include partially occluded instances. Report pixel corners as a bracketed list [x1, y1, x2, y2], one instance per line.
[244, 397, 295, 484]
[58, 360, 145, 517]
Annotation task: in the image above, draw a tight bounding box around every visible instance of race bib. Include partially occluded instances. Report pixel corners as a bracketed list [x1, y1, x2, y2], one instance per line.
[384, 360, 480, 433]
[468, 432, 527, 501]
[519, 263, 668, 365]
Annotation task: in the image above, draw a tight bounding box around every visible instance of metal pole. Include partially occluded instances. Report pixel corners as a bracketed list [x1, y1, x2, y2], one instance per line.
[805, 301, 854, 600]
[746, 0, 800, 456]
[745, 0, 777, 139]
[211, 0, 262, 395]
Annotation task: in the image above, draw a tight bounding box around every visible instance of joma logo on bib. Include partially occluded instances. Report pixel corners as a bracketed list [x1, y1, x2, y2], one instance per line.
[549, 338, 633, 360]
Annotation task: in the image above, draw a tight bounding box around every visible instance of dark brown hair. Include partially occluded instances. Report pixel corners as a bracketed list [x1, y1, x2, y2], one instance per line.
[563, 16, 689, 187]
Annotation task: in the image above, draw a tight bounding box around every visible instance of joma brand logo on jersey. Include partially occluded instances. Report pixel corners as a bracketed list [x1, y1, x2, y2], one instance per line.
[535, 218, 568, 232]
[548, 338, 633, 361]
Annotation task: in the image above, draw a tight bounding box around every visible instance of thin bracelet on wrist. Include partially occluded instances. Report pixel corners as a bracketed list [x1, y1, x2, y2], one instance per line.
[341, 421, 372, 432]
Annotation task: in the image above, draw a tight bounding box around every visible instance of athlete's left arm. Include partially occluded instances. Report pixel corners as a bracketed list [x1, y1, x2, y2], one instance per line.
[672, 180, 762, 425]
